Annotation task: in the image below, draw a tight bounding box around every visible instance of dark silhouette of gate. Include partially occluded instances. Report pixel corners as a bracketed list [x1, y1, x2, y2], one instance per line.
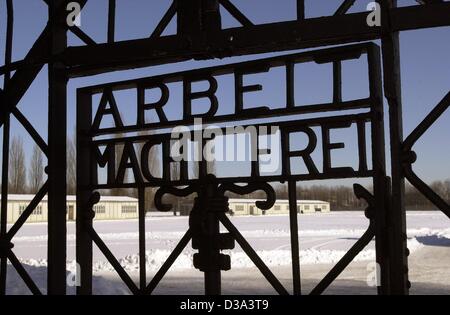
[0, 0, 449, 295]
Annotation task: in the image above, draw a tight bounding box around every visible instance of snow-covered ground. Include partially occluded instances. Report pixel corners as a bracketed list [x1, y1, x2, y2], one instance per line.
[4, 211, 450, 294]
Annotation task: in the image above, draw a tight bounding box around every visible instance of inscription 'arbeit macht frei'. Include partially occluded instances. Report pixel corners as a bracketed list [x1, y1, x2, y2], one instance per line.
[78, 44, 383, 187]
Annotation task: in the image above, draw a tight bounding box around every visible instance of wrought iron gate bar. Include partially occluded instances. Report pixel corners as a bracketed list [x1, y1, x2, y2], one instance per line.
[403, 92, 450, 152]
[138, 187, 147, 290]
[296, 0, 305, 21]
[334, 0, 357, 16]
[11, 108, 49, 156]
[62, 3, 450, 77]
[78, 43, 368, 90]
[87, 223, 140, 295]
[47, 0, 69, 294]
[150, 1, 178, 39]
[288, 180, 301, 295]
[76, 88, 94, 295]
[0, 0, 14, 296]
[144, 230, 192, 295]
[219, 0, 254, 27]
[218, 214, 289, 296]
[69, 25, 97, 46]
[380, 0, 409, 294]
[404, 167, 450, 219]
[1, 2, 449, 79]
[7, 250, 42, 295]
[0, 0, 88, 128]
[310, 227, 375, 295]
[402, 91, 450, 219]
[107, 0, 116, 44]
[310, 184, 377, 295]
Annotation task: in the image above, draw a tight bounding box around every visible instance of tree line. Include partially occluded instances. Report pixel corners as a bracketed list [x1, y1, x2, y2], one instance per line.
[272, 181, 450, 211]
[8, 136, 46, 194]
[6, 135, 77, 195]
[227, 181, 450, 211]
[5, 134, 449, 211]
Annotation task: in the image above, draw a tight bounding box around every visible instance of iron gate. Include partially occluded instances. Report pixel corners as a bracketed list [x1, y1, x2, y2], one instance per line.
[76, 43, 387, 295]
[0, 0, 449, 295]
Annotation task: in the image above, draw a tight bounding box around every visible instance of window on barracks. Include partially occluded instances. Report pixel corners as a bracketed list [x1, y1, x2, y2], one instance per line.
[19, 204, 27, 215]
[94, 205, 106, 214]
[33, 205, 42, 215]
[18, 205, 42, 216]
[122, 205, 137, 214]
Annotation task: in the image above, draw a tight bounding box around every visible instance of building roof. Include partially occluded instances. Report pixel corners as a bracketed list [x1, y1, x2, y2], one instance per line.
[1, 195, 326, 204]
[228, 198, 329, 204]
[0, 194, 138, 202]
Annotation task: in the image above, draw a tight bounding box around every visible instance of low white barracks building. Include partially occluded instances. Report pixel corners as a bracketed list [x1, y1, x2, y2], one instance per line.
[1, 194, 139, 224]
[179, 199, 331, 216]
[2, 195, 330, 223]
[228, 199, 330, 216]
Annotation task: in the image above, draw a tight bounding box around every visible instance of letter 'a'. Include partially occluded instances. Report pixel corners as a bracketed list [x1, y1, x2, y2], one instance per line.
[92, 88, 124, 132]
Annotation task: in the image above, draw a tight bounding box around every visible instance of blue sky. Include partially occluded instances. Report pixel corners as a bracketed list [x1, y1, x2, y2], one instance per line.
[0, 0, 449, 186]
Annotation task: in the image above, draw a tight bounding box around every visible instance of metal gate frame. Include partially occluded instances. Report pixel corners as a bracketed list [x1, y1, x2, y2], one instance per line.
[0, 0, 449, 295]
[76, 42, 386, 295]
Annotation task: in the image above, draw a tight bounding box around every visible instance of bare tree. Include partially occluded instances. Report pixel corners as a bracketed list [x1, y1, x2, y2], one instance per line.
[28, 144, 44, 193]
[9, 136, 27, 194]
[67, 135, 76, 195]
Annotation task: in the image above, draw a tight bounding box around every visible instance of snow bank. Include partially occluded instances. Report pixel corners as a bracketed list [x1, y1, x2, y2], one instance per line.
[11, 225, 449, 272]
[407, 228, 450, 239]
[101, 238, 424, 271]
[16, 238, 422, 273]
[12, 227, 450, 243]
[7, 229, 386, 243]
